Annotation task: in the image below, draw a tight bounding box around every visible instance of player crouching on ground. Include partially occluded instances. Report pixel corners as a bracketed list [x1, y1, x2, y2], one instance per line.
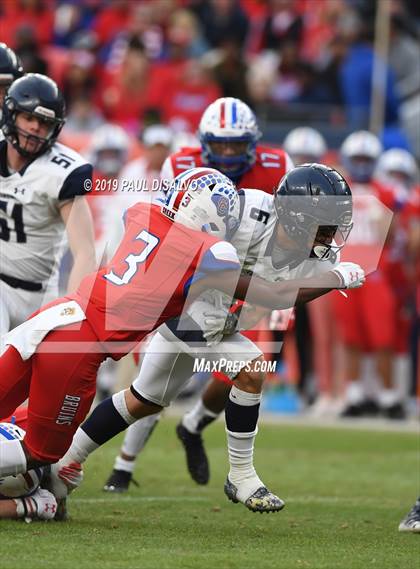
[0, 413, 56, 521]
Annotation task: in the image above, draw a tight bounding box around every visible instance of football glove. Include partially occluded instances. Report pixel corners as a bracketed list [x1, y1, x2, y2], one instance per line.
[14, 488, 57, 520]
[332, 262, 366, 289]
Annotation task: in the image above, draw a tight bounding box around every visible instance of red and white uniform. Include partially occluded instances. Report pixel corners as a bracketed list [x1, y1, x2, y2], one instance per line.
[0, 203, 240, 462]
[161, 145, 293, 195]
[333, 179, 397, 350]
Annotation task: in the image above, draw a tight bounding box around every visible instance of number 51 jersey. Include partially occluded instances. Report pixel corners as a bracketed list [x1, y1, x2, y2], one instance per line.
[0, 140, 92, 287]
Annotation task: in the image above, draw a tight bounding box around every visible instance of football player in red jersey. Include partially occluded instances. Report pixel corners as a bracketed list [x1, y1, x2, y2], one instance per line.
[161, 96, 293, 191]
[0, 167, 353, 489]
[121, 96, 293, 488]
[335, 131, 403, 418]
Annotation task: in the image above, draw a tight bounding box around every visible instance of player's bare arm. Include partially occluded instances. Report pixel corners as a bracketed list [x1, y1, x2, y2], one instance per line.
[60, 196, 96, 293]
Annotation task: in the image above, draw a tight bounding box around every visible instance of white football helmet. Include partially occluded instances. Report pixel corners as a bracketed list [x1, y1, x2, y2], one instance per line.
[0, 422, 43, 498]
[376, 148, 418, 189]
[340, 130, 383, 183]
[198, 97, 261, 179]
[89, 123, 130, 176]
[160, 167, 240, 240]
[283, 127, 327, 164]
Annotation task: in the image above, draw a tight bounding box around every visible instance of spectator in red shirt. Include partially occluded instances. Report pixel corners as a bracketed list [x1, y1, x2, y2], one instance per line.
[95, 37, 158, 134]
[151, 58, 222, 132]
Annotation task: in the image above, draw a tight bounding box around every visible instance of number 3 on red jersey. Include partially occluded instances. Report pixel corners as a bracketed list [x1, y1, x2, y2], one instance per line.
[104, 230, 159, 286]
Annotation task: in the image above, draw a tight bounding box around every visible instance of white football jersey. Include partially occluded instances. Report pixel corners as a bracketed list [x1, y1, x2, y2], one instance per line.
[0, 140, 92, 285]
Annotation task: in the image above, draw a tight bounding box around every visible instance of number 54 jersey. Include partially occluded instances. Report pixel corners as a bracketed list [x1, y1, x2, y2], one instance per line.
[0, 140, 92, 287]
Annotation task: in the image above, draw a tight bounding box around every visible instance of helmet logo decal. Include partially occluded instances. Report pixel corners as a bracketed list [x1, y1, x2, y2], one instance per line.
[211, 193, 229, 217]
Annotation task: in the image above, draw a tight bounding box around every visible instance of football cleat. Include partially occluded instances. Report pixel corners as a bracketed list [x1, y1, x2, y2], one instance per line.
[103, 469, 138, 493]
[54, 497, 69, 522]
[176, 422, 209, 485]
[45, 461, 83, 499]
[382, 402, 406, 420]
[340, 402, 365, 418]
[399, 499, 420, 533]
[224, 477, 285, 513]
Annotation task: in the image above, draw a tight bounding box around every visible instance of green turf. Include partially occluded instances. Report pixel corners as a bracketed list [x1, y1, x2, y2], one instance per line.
[1, 418, 419, 569]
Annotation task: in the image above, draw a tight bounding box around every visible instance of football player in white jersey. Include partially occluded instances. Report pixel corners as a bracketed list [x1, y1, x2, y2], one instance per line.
[0, 73, 96, 347]
[52, 165, 365, 513]
[0, 419, 57, 521]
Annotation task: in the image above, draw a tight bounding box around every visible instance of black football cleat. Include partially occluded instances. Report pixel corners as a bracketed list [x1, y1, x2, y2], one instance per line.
[176, 422, 209, 485]
[54, 497, 69, 522]
[103, 469, 138, 493]
[340, 402, 365, 418]
[382, 402, 406, 420]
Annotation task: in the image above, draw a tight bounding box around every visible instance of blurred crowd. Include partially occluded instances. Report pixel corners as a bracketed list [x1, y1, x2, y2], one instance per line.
[1, 0, 419, 420]
[1, 0, 419, 152]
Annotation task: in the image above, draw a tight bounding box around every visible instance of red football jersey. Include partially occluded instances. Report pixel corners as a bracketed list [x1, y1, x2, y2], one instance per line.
[162, 145, 292, 194]
[74, 203, 239, 357]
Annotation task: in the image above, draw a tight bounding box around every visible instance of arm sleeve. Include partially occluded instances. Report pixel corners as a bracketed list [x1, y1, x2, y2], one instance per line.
[58, 163, 93, 201]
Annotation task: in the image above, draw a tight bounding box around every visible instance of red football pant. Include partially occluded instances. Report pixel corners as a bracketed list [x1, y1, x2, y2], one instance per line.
[333, 274, 396, 351]
[0, 320, 106, 463]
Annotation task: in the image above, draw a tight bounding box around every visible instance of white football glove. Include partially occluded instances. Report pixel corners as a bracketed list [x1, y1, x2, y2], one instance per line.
[332, 262, 366, 289]
[14, 488, 57, 520]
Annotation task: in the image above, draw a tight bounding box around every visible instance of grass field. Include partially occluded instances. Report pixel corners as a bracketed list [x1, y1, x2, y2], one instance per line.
[1, 417, 419, 569]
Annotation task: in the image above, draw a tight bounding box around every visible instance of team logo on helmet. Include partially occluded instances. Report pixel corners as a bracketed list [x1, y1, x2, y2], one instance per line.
[211, 193, 229, 217]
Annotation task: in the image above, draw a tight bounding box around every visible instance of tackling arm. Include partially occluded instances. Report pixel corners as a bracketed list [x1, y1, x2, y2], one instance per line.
[189, 262, 364, 310]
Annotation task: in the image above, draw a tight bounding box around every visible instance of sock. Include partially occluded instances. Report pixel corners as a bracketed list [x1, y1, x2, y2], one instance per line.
[61, 391, 137, 466]
[83, 391, 136, 446]
[378, 388, 400, 408]
[0, 439, 27, 477]
[225, 385, 263, 502]
[182, 399, 219, 434]
[345, 381, 364, 405]
[114, 456, 136, 474]
[120, 412, 161, 460]
[60, 427, 99, 465]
